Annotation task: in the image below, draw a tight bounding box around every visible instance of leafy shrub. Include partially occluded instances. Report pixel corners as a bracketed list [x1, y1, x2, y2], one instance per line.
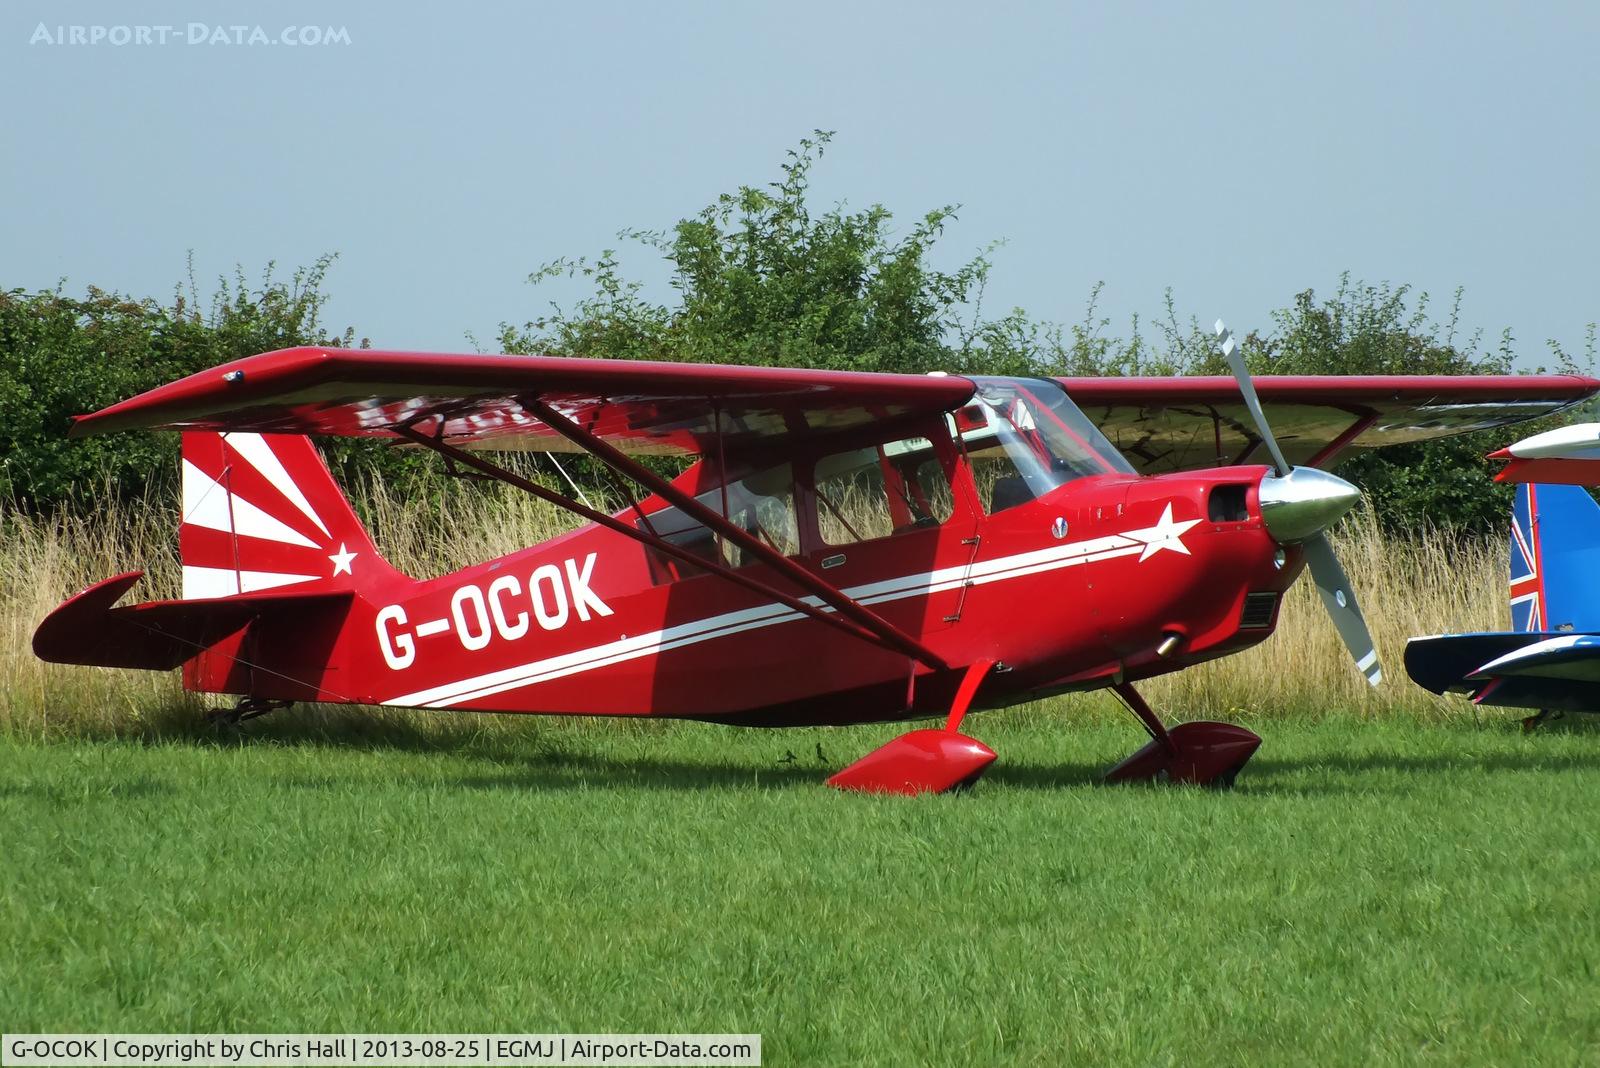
[0, 258, 357, 509]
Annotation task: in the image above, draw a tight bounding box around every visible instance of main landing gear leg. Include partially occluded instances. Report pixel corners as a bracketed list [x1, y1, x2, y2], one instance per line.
[1104, 682, 1261, 787]
[827, 660, 999, 795]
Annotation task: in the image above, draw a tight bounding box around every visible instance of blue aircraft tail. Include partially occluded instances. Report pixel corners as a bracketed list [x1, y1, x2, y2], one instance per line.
[1404, 482, 1600, 716]
[1510, 483, 1600, 633]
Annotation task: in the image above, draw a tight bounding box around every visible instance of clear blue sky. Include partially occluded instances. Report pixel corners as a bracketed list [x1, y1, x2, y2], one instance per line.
[3, 0, 1596, 364]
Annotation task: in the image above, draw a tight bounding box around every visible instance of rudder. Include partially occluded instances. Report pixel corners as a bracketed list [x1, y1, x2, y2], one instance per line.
[1512, 482, 1600, 632]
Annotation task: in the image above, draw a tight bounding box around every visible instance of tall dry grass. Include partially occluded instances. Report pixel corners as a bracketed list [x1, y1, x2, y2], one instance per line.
[1, 493, 199, 735]
[353, 466, 608, 577]
[0, 473, 610, 738]
[1143, 510, 1507, 719]
[1, 484, 1507, 737]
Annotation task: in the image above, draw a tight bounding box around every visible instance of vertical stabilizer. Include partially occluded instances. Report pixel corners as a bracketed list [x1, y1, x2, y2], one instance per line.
[1511, 483, 1600, 632]
[180, 432, 395, 600]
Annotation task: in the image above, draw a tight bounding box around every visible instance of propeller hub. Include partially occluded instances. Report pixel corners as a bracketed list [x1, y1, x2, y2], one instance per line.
[1258, 467, 1361, 543]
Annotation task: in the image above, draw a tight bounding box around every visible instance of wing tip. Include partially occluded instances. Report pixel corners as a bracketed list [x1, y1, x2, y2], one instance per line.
[68, 346, 339, 437]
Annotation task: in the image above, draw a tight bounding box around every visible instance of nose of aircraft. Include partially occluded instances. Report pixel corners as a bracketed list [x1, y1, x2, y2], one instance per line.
[1257, 467, 1362, 542]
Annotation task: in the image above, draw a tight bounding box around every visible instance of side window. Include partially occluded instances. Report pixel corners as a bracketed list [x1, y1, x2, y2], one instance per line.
[728, 464, 800, 560]
[814, 437, 954, 546]
[639, 463, 798, 583]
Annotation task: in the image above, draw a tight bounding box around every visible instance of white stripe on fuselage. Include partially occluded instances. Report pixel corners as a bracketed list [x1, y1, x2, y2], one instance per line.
[383, 520, 1189, 710]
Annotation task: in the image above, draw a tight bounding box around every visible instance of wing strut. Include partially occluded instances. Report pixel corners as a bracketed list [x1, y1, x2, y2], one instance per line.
[1305, 412, 1378, 469]
[520, 398, 951, 671]
[390, 423, 930, 664]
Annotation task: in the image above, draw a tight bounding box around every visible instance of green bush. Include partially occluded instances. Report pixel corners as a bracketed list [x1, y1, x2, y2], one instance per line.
[497, 131, 1011, 376]
[0, 258, 357, 509]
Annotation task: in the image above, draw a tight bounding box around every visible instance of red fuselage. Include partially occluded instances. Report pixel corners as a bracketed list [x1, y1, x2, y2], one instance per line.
[183, 426, 1296, 728]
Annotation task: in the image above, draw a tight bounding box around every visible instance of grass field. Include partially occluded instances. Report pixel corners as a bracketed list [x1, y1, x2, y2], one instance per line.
[3, 710, 1599, 1065]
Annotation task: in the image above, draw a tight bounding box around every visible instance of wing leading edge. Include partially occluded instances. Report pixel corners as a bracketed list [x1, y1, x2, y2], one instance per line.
[69, 347, 978, 457]
[1060, 375, 1600, 475]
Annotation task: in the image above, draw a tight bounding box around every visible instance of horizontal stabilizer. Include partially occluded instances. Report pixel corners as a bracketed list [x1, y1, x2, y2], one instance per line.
[1404, 632, 1575, 695]
[1405, 631, 1600, 714]
[33, 571, 353, 670]
[1469, 634, 1600, 683]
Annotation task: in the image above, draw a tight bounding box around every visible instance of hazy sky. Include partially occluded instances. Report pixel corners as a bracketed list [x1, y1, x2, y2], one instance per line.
[4, 1, 1596, 364]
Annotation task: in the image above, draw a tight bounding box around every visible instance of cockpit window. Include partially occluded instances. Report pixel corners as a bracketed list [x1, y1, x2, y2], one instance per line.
[958, 377, 1133, 514]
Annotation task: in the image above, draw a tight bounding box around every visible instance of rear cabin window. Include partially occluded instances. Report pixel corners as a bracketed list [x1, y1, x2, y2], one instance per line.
[639, 463, 797, 583]
[813, 437, 954, 546]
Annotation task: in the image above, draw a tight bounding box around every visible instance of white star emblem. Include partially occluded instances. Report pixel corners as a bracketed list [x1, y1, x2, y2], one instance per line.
[329, 542, 358, 576]
[1124, 503, 1201, 562]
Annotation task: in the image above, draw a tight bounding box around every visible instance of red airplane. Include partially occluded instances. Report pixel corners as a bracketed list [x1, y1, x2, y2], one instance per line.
[33, 324, 1600, 792]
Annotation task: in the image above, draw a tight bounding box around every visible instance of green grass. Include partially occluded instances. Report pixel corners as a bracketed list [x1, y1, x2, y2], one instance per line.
[3, 708, 1599, 1066]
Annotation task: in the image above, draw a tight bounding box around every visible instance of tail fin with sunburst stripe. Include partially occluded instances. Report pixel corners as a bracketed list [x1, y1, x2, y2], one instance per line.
[180, 431, 394, 599]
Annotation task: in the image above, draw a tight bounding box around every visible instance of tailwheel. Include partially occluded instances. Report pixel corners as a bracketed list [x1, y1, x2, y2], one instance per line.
[1104, 683, 1260, 787]
[205, 697, 292, 729]
[827, 660, 997, 796]
[1522, 708, 1565, 733]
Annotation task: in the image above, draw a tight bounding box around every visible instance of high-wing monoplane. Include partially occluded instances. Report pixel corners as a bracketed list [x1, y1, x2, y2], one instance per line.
[34, 328, 1599, 790]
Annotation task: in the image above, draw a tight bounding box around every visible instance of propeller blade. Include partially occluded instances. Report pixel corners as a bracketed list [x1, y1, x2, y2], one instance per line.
[1213, 319, 1292, 477]
[1214, 317, 1376, 686]
[1302, 532, 1382, 687]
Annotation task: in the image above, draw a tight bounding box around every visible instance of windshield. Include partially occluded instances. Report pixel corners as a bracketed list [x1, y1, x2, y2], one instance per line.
[957, 377, 1134, 513]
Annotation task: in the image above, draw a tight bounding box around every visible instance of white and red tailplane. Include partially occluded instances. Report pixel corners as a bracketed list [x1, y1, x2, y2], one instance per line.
[179, 432, 388, 599]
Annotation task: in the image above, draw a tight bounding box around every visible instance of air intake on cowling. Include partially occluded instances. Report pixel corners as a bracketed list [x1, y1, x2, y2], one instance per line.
[1239, 592, 1280, 630]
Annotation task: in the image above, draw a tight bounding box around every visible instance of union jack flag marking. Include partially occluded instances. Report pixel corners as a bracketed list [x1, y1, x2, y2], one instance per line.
[1509, 483, 1545, 632]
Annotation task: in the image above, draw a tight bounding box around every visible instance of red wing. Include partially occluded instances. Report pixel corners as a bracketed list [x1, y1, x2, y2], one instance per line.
[70, 347, 977, 457]
[1060, 374, 1600, 474]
